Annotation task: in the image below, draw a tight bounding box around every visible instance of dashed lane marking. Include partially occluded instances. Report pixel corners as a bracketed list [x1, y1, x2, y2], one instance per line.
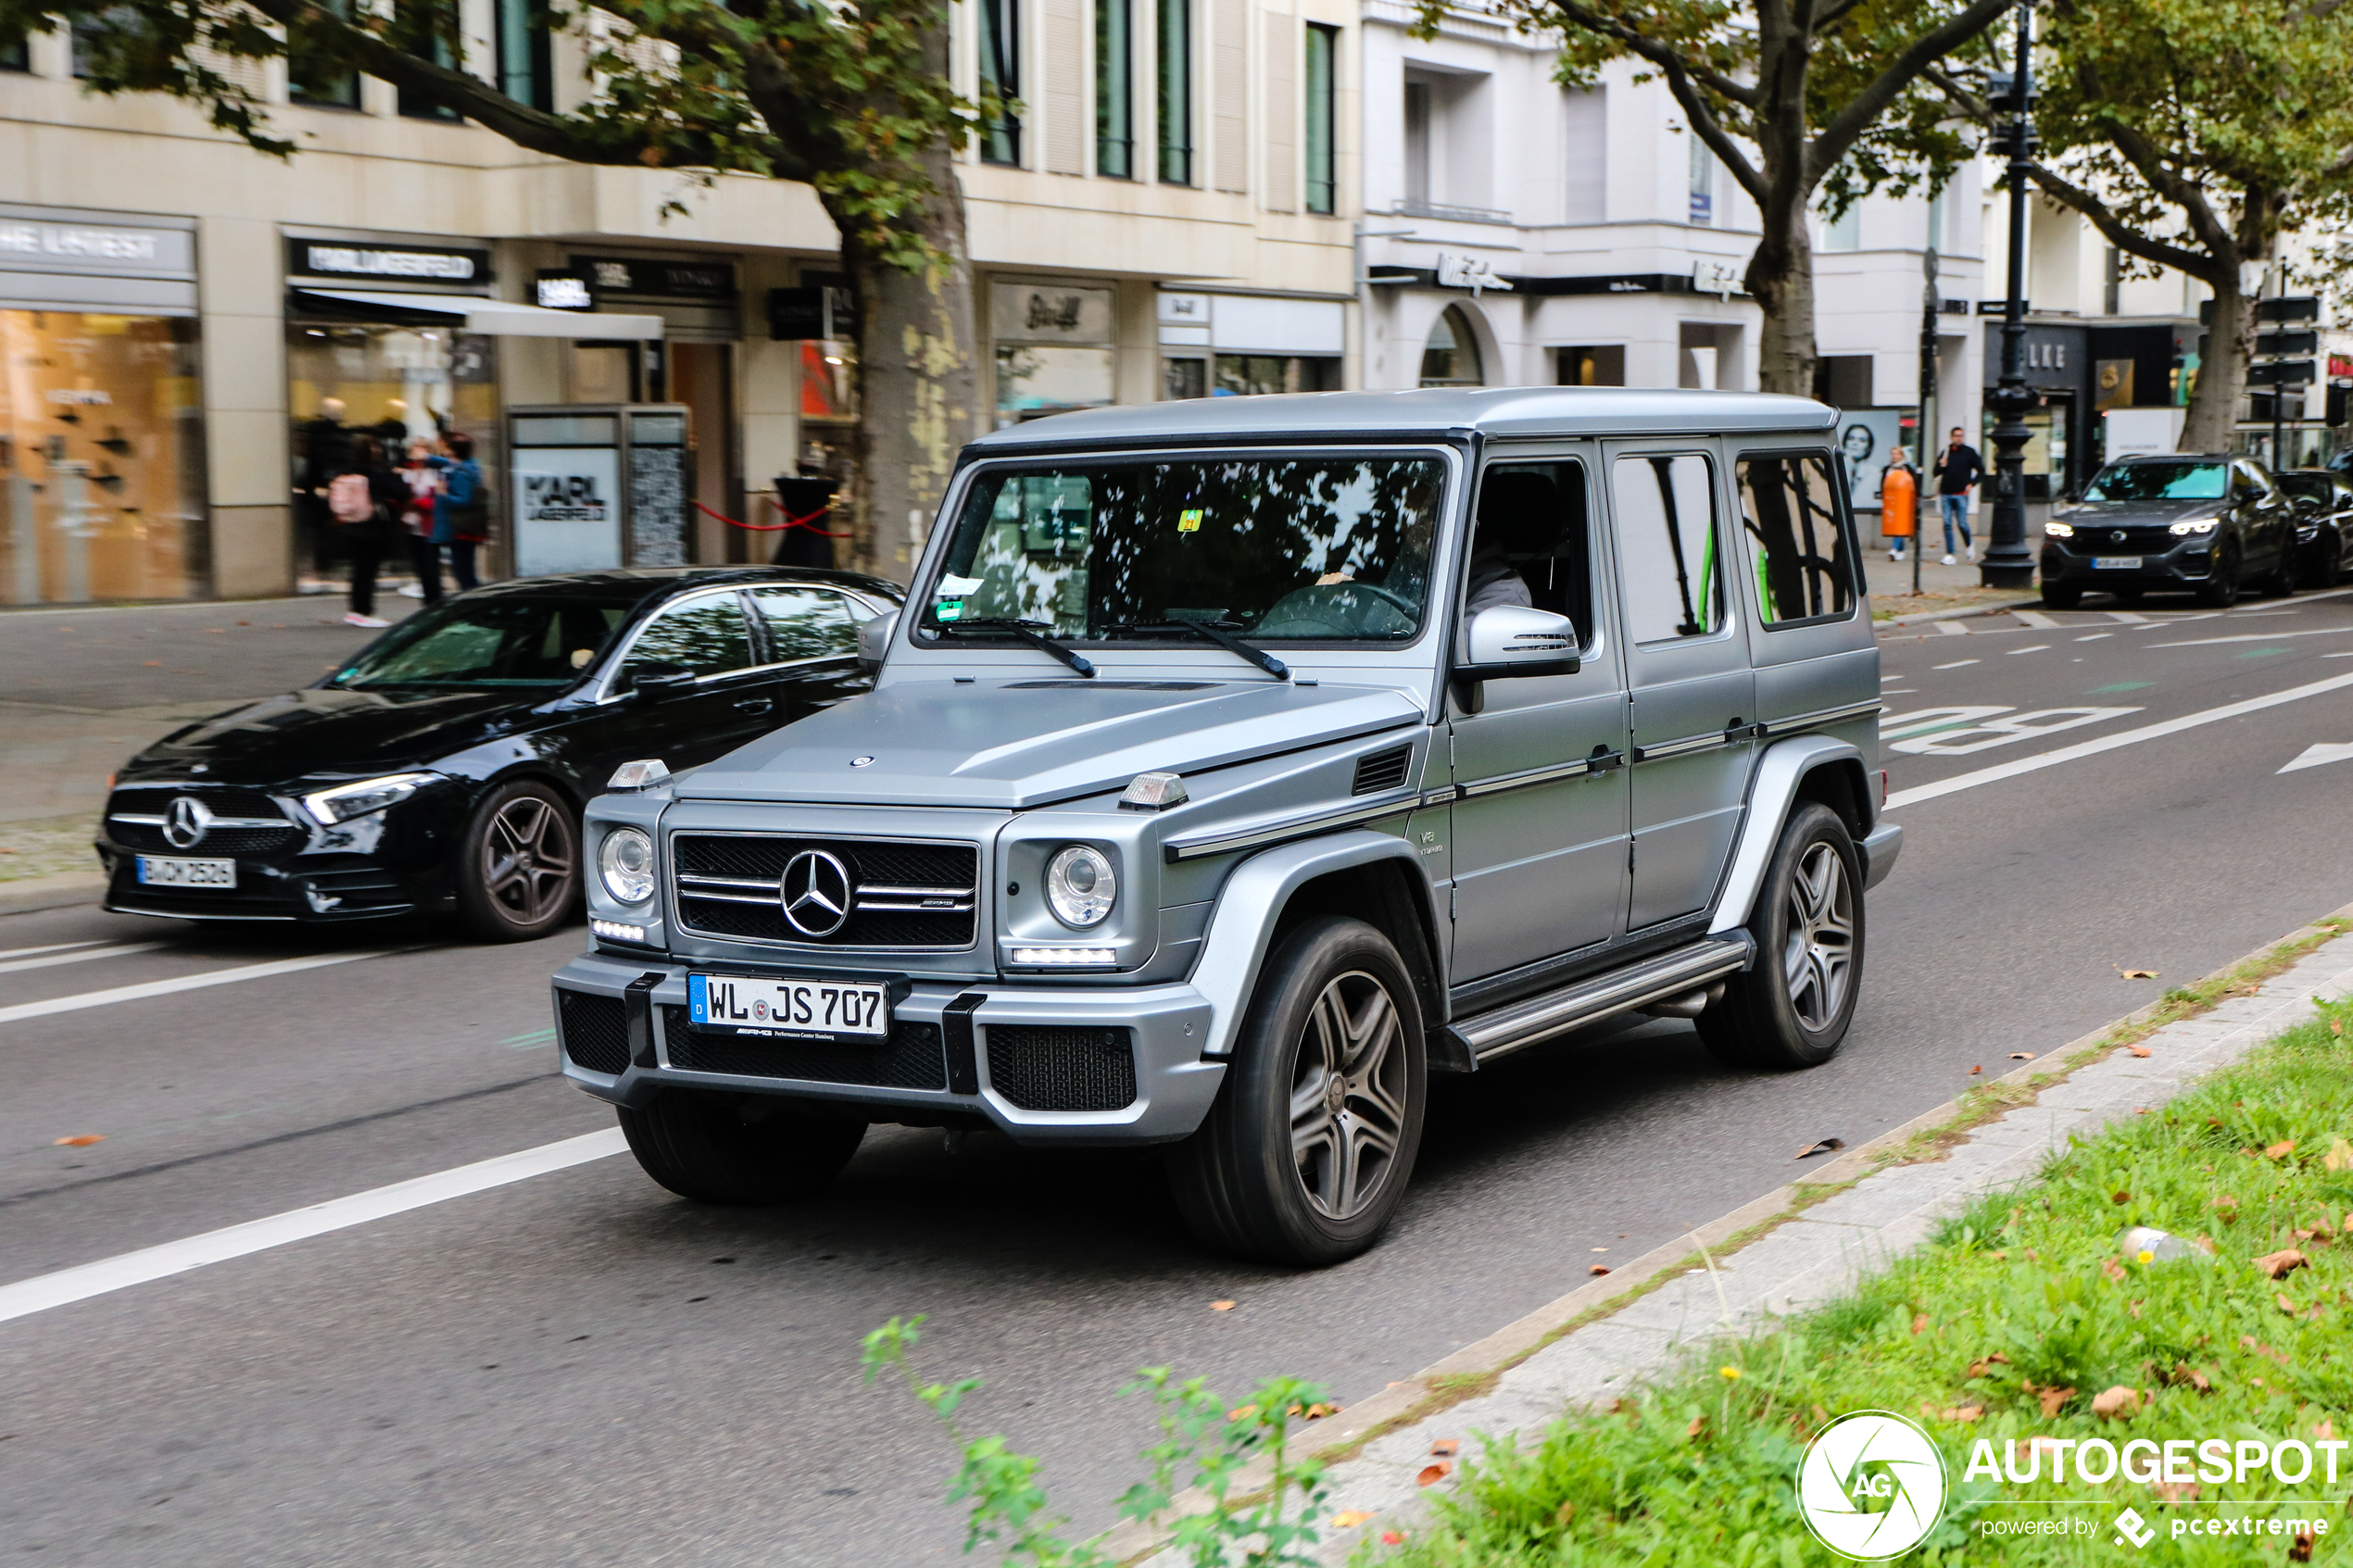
[0, 942, 170, 977]
[0, 940, 109, 962]
[1931, 659, 1979, 670]
[2005, 645, 2050, 655]
[2013, 609, 2058, 629]
[2106, 610, 2148, 623]
[2147, 627, 2353, 649]
[0, 948, 409, 1028]
[2075, 633, 2113, 642]
[1934, 621, 1969, 636]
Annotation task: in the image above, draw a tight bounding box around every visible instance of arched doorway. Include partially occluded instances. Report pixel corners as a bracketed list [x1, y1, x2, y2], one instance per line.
[1418, 305, 1486, 387]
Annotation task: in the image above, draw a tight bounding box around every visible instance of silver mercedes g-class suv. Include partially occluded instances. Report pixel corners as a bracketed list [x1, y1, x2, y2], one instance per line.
[551, 387, 1898, 1265]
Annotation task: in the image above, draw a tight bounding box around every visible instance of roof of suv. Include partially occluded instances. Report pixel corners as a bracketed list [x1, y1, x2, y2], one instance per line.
[966, 386, 1838, 453]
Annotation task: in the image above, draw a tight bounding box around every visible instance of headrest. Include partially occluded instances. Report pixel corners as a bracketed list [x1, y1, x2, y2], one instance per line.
[1476, 470, 1560, 555]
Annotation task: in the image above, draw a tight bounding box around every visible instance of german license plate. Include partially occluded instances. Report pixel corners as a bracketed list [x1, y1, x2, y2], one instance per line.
[2092, 556, 2142, 571]
[136, 855, 236, 887]
[688, 972, 890, 1039]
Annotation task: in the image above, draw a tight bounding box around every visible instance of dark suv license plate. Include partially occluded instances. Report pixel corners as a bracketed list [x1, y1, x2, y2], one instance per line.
[688, 972, 890, 1039]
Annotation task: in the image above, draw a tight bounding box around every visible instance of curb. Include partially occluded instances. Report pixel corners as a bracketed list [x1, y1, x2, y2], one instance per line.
[1875, 592, 2041, 627]
[1099, 900, 2353, 1565]
[0, 872, 109, 916]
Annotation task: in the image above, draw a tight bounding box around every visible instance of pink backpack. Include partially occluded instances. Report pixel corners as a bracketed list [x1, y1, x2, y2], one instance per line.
[327, 471, 374, 524]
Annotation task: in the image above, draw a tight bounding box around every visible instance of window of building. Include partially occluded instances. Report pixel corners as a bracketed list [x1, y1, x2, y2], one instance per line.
[1611, 453, 1722, 642]
[2103, 245, 2121, 315]
[1213, 355, 1342, 395]
[1403, 79, 1430, 207]
[1562, 86, 1605, 224]
[1736, 452, 1855, 626]
[1419, 306, 1484, 387]
[1157, 0, 1191, 183]
[0, 28, 27, 69]
[1163, 357, 1208, 399]
[497, 0, 553, 110]
[396, 0, 461, 119]
[1820, 203, 1860, 251]
[1304, 24, 1337, 215]
[1097, 0, 1133, 178]
[1927, 182, 1950, 254]
[977, 0, 1023, 165]
[285, 0, 361, 106]
[1688, 135, 1714, 226]
[1558, 345, 1625, 386]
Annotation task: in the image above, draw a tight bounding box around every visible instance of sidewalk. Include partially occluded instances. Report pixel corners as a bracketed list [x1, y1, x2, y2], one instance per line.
[1863, 502, 2047, 622]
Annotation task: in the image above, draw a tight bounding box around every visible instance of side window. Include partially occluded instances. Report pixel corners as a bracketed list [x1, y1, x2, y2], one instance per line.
[1736, 452, 1856, 627]
[750, 586, 858, 660]
[1610, 453, 1723, 643]
[1466, 460, 1592, 643]
[620, 594, 754, 682]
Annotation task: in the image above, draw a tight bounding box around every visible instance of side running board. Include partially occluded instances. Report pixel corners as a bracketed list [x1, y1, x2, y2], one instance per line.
[1439, 935, 1756, 1070]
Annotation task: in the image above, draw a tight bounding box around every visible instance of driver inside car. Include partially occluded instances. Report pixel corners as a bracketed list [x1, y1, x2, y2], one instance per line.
[1464, 469, 1559, 613]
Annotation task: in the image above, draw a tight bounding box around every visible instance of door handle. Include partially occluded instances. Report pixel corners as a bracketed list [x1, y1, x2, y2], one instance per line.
[733, 696, 774, 714]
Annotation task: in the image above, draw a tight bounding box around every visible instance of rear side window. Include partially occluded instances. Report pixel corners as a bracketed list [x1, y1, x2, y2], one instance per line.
[621, 594, 754, 681]
[1736, 452, 1856, 627]
[750, 586, 858, 660]
[1610, 453, 1723, 643]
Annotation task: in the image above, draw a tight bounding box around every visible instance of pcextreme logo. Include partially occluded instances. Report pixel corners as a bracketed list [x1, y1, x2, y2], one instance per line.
[1795, 1411, 1949, 1560]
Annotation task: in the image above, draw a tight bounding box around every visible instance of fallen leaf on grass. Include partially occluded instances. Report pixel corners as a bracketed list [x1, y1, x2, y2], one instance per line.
[2278, 1293, 2303, 1316]
[1330, 1511, 1373, 1529]
[1227, 1405, 1259, 1422]
[2162, 1364, 2212, 1393]
[2324, 1138, 2353, 1173]
[1210, 1300, 1236, 1311]
[2241, 1336, 2292, 1366]
[1969, 1064, 1982, 1076]
[1910, 1312, 1930, 1336]
[2292, 1529, 2317, 1562]
[1922, 1401, 1983, 1423]
[2091, 1386, 2142, 1421]
[1963, 1353, 2011, 1380]
[2112, 1189, 2133, 1205]
[1686, 1414, 1707, 1438]
[2103, 1259, 2129, 1282]
[1381, 1532, 1403, 1546]
[1554, 1500, 1576, 1525]
[2024, 1382, 2075, 1417]
[2008, 1052, 2035, 1060]
[2265, 1139, 2297, 1160]
[1589, 1264, 1610, 1275]
[52, 1135, 104, 1148]
[2127, 1045, 2154, 1058]
[2316, 1420, 2336, 1441]
[2257, 1249, 2309, 1279]
[1795, 1137, 1845, 1159]
[2152, 1480, 2199, 1503]
[1416, 1462, 1451, 1486]
[1428, 1439, 1459, 1458]
[2119, 968, 2159, 980]
[1290, 1402, 1342, 1420]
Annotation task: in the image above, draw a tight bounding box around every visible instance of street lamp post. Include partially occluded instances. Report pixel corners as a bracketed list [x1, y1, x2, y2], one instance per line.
[1918, 245, 1938, 598]
[1981, 0, 2039, 589]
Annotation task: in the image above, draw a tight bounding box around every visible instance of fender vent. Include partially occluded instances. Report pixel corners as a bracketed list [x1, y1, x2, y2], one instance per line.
[1353, 744, 1413, 796]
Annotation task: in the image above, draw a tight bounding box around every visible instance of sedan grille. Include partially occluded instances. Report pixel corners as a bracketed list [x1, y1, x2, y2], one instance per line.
[670, 834, 978, 949]
[105, 786, 303, 856]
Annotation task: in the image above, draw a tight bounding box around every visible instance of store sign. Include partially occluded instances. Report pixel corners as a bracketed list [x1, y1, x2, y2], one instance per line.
[511, 448, 622, 576]
[288, 239, 490, 283]
[572, 255, 736, 300]
[535, 271, 596, 311]
[1436, 253, 1514, 295]
[0, 218, 193, 276]
[992, 283, 1114, 345]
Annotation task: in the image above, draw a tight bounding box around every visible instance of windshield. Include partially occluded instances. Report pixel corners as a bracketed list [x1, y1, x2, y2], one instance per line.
[2082, 461, 2228, 502]
[918, 454, 1448, 645]
[330, 596, 634, 688]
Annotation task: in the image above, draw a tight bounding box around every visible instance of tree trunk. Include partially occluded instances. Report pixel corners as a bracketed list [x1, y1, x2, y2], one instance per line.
[2180, 274, 2248, 453]
[1747, 202, 1818, 397]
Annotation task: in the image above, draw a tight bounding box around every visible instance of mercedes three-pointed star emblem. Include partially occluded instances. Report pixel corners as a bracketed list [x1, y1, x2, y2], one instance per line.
[163, 796, 214, 849]
[779, 849, 855, 938]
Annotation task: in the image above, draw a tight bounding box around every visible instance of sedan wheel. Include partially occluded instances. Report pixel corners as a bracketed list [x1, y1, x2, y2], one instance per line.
[457, 780, 580, 941]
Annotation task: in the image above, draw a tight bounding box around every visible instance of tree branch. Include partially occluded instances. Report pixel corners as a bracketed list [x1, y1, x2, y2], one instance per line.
[1541, 0, 1761, 109]
[2023, 161, 2217, 282]
[1808, 0, 2012, 176]
[2096, 112, 2233, 267]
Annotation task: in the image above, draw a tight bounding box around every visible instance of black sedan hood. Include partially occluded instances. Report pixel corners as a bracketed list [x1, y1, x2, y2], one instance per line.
[121, 686, 546, 785]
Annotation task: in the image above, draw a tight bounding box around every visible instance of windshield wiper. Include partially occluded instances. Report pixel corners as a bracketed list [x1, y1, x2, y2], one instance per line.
[1112, 618, 1290, 681]
[933, 617, 1095, 677]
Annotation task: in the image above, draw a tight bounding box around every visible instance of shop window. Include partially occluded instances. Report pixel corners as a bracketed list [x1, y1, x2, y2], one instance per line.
[497, 0, 553, 111]
[977, 0, 1022, 166]
[1558, 345, 1624, 386]
[1304, 24, 1337, 215]
[1419, 305, 1484, 387]
[1163, 357, 1207, 400]
[1097, 0, 1133, 178]
[1213, 355, 1340, 396]
[997, 345, 1115, 421]
[0, 311, 208, 605]
[1157, 0, 1191, 184]
[1736, 451, 1854, 626]
[396, 0, 461, 119]
[287, 0, 361, 107]
[1689, 136, 1714, 226]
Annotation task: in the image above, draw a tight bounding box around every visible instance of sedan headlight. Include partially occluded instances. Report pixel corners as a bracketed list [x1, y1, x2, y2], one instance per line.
[1044, 845, 1117, 928]
[301, 771, 443, 824]
[2044, 521, 2074, 538]
[2170, 518, 2221, 535]
[598, 826, 657, 905]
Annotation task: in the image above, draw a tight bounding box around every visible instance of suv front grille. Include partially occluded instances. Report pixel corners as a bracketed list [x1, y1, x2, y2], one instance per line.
[660, 1005, 947, 1089]
[105, 786, 303, 856]
[2065, 524, 2179, 551]
[670, 834, 978, 949]
[985, 1026, 1137, 1111]
[558, 989, 632, 1075]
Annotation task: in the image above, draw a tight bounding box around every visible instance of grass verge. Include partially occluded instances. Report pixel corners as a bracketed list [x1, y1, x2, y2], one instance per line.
[0, 813, 100, 882]
[1378, 1000, 2353, 1565]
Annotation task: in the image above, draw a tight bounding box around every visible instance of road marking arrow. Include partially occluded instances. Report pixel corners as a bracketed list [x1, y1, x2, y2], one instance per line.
[2279, 742, 2353, 774]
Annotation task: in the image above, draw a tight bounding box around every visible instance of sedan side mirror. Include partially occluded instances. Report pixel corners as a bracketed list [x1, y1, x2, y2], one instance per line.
[624, 662, 696, 701]
[856, 608, 900, 673]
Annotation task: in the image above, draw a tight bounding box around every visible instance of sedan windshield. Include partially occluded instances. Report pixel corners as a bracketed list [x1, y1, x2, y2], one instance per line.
[919, 455, 1448, 645]
[330, 596, 635, 688]
[2082, 462, 2228, 502]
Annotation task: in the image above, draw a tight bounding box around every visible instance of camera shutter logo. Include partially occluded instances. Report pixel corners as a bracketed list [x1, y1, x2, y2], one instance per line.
[779, 850, 854, 937]
[1794, 1411, 1947, 1560]
[163, 796, 214, 849]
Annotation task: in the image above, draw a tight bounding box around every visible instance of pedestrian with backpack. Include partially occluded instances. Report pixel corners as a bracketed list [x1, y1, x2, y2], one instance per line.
[428, 432, 488, 593]
[325, 435, 403, 627]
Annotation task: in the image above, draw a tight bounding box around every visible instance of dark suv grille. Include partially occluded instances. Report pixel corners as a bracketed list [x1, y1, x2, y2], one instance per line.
[670, 834, 978, 948]
[985, 1026, 1137, 1111]
[558, 989, 632, 1075]
[660, 1004, 947, 1089]
[2064, 524, 2182, 552]
[105, 786, 303, 856]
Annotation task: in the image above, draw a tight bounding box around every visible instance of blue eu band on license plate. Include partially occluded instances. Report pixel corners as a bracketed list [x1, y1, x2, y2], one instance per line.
[688, 972, 890, 1039]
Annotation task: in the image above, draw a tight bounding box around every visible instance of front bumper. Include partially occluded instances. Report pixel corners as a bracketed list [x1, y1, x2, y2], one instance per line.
[96, 785, 466, 922]
[550, 950, 1227, 1146]
[2040, 535, 2219, 588]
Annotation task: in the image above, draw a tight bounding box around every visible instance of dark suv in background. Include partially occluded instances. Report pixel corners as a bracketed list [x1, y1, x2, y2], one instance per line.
[2042, 455, 2296, 608]
[2277, 470, 2353, 587]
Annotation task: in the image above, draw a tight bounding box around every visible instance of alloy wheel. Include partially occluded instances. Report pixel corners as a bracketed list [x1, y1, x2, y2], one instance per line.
[1288, 970, 1408, 1221]
[483, 795, 575, 925]
[1781, 842, 1855, 1032]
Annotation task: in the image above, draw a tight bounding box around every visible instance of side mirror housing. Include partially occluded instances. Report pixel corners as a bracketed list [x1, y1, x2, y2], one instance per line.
[1453, 607, 1579, 709]
[857, 608, 900, 673]
[624, 662, 696, 701]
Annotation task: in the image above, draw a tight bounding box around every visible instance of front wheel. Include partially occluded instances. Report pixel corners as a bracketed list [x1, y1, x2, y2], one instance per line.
[2196, 544, 2243, 608]
[618, 1090, 865, 1204]
[1167, 917, 1428, 1266]
[1699, 803, 1864, 1071]
[2259, 543, 2298, 598]
[2041, 582, 2082, 609]
[456, 780, 580, 941]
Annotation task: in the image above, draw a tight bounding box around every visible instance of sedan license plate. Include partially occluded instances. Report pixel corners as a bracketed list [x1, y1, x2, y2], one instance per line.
[2092, 556, 2143, 571]
[688, 972, 889, 1040]
[136, 855, 236, 888]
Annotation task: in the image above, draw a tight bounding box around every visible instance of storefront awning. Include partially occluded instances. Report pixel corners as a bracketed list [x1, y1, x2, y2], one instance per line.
[289, 288, 665, 339]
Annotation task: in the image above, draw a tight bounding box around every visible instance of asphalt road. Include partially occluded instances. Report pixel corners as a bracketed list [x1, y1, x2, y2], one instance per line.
[6, 585, 2353, 1564]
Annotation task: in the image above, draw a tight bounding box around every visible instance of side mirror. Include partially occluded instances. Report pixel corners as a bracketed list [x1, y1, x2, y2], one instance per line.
[624, 662, 696, 701]
[1466, 606, 1580, 672]
[856, 608, 900, 672]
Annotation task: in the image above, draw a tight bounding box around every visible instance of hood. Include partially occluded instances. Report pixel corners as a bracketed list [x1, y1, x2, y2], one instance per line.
[681, 679, 1425, 809]
[2071, 496, 2226, 526]
[123, 686, 536, 784]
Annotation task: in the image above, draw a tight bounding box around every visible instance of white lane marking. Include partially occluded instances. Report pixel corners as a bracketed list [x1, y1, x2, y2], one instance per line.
[1881, 674, 1904, 684]
[0, 939, 109, 961]
[2105, 610, 2148, 623]
[2282, 742, 2353, 774]
[1888, 706, 2143, 757]
[2075, 633, 2113, 642]
[1934, 621, 1969, 636]
[1882, 705, 2013, 738]
[0, 941, 170, 977]
[1885, 670, 2353, 809]
[1931, 659, 1979, 670]
[2013, 609, 2058, 629]
[2147, 627, 2353, 649]
[0, 1130, 628, 1325]
[2005, 644, 2050, 655]
[0, 948, 402, 1028]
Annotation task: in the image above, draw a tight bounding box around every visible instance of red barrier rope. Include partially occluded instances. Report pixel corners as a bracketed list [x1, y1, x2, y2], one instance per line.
[693, 496, 850, 538]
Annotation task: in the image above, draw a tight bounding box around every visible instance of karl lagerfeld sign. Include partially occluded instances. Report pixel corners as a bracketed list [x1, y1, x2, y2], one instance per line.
[287, 239, 491, 283]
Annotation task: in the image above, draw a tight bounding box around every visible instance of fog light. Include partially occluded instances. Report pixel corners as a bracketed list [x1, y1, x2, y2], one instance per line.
[591, 918, 647, 944]
[1010, 946, 1117, 966]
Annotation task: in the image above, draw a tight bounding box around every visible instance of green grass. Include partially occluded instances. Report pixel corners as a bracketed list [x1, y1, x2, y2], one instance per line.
[1378, 1003, 2353, 1565]
[0, 813, 101, 882]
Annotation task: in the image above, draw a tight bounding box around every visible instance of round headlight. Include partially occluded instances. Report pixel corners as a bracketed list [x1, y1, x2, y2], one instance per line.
[1044, 845, 1117, 928]
[598, 827, 656, 905]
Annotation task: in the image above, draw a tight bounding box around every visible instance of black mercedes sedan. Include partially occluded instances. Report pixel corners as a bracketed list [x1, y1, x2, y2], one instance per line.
[2278, 469, 2353, 587]
[2040, 454, 2296, 608]
[98, 567, 901, 940]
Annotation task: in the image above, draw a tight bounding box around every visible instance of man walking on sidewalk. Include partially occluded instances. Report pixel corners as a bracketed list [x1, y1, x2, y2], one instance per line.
[1931, 426, 1983, 566]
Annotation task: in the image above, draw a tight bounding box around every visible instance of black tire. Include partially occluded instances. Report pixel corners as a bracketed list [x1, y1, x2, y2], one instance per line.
[1699, 803, 1864, 1072]
[618, 1090, 865, 1204]
[2196, 543, 2243, 608]
[2259, 543, 2298, 598]
[2041, 582, 2082, 609]
[455, 779, 580, 941]
[2322, 537, 2347, 588]
[1166, 917, 1427, 1266]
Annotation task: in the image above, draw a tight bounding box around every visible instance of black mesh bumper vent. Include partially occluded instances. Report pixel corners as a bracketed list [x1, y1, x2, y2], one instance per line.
[558, 989, 632, 1075]
[1353, 744, 1412, 796]
[985, 1026, 1137, 1111]
[660, 1005, 948, 1090]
